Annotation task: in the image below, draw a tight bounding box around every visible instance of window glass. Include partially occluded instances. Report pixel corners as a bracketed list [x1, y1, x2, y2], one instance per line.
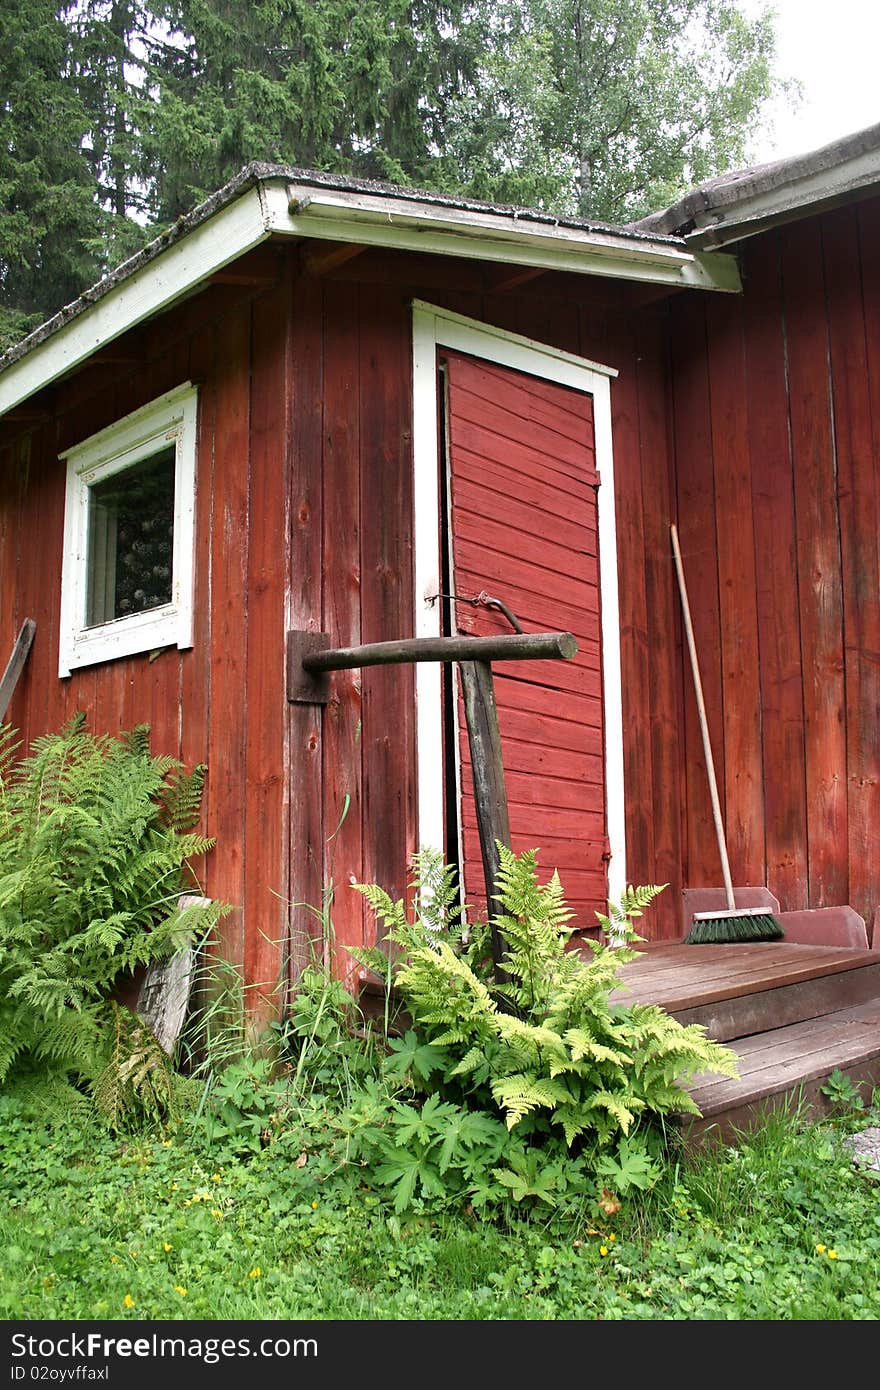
[85, 446, 176, 627]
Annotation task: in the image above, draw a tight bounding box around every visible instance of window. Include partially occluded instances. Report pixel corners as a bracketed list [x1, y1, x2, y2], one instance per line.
[59, 383, 198, 676]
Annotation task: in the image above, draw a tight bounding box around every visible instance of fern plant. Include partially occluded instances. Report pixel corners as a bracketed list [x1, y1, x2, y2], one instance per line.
[0, 715, 229, 1121]
[353, 846, 739, 1149]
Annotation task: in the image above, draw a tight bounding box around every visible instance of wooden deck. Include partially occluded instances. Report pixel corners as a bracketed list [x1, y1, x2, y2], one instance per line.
[610, 942, 880, 1142]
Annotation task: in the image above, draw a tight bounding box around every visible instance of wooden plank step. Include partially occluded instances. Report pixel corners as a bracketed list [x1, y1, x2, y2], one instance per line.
[611, 942, 880, 1037]
[679, 998, 880, 1143]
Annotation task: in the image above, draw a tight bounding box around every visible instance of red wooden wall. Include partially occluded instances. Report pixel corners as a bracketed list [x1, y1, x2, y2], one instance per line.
[666, 197, 880, 930]
[4, 188, 877, 995]
[0, 264, 296, 1026]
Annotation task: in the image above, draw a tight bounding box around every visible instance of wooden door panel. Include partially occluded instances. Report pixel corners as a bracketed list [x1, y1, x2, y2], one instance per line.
[443, 350, 608, 929]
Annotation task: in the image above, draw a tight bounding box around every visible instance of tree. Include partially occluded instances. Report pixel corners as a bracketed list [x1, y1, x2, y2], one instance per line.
[143, 1, 482, 223]
[0, 1, 109, 349]
[0, 1, 156, 353]
[0, 1, 784, 351]
[436, 0, 783, 221]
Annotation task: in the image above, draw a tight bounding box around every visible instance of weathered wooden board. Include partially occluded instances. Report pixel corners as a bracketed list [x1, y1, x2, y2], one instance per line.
[739, 234, 808, 911]
[243, 282, 289, 1021]
[0, 618, 36, 723]
[781, 220, 848, 911]
[321, 277, 365, 964]
[823, 205, 880, 922]
[705, 296, 764, 886]
[670, 295, 724, 892]
[287, 271, 326, 976]
[357, 285, 417, 951]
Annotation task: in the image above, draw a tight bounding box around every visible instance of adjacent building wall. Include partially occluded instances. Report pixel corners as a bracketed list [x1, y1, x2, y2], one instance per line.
[666, 196, 880, 930]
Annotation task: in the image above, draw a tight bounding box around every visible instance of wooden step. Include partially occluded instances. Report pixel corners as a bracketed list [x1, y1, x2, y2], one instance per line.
[612, 942, 880, 1041]
[679, 998, 880, 1144]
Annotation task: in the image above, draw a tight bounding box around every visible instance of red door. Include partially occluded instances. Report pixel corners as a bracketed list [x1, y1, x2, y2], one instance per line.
[442, 350, 608, 930]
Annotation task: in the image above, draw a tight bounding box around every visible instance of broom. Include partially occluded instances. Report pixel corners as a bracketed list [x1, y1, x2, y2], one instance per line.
[670, 523, 784, 945]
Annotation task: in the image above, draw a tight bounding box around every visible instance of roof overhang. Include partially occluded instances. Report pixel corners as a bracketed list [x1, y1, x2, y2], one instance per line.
[633, 122, 880, 250]
[0, 169, 741, 422]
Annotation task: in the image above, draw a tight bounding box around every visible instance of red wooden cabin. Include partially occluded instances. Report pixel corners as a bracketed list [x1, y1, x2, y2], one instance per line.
[2, 127, 879, 1023]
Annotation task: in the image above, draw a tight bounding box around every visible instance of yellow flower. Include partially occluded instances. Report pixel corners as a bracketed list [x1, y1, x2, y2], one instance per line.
[248, 1267, 262, 1279]
[608, 1233, 616, 1242]
[110, 1255, 119, 1264]
[162, 1244, 172, 1253]
[311, 1201, 319, 1210]
[815, 1243, 826, 1254]
[599, 1246, 609, 1257]
[162, 1140, 172, 1148]
[828, 1249, 838, 1260]
[174, 1285, 187, 1297]
[212, 1174, 221, 1182]
[170, 1183, 178, 1192]
[123, 1295, 135, 1309]
[211, 1209, 223, 1219]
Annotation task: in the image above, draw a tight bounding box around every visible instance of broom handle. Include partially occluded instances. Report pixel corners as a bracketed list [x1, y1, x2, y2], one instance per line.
[670, 523, 736, 910]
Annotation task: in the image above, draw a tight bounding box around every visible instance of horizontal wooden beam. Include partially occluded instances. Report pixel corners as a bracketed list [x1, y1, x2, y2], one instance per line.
[300, 240, 367, 276]
[303, 630, 577, 672]
[485, 265, 548, 294]
[287, 629, 577, 703]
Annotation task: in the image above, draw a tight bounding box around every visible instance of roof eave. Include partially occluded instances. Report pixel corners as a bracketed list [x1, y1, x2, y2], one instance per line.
[635, 125, 880, 249]
[0, 172, 741, 422]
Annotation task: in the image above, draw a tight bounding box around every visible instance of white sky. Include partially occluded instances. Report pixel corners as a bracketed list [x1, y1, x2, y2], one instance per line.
[740, 0, 880, 163]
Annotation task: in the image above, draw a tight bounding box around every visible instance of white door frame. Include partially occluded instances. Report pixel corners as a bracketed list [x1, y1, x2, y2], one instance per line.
[411, 299, 626, 908]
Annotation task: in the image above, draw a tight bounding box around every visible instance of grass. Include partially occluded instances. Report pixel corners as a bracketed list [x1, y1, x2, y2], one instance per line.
[2, 1078, 879, 1322]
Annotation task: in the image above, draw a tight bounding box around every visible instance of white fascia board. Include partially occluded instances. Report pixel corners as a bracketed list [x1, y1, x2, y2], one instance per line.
[0, 185, 273, 419]
[0, 174, 740, 422]
[272, 182, 741, 294]
[688, 148, 880, 248]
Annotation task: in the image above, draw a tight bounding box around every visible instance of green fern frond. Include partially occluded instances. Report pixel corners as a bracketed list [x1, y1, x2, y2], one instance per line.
[120, 723, 152, 759]
[449, 1046, 488, 1078]
[490, 1072, 574, 1129]
[563, 1028, 628, 1067]
[158, 763, 207, 833]
[91, 1004, 176, 1132]
[356, 847, 740, 1151]
[0, 717, 229, 1106]
[583, 1090, 641, 1133]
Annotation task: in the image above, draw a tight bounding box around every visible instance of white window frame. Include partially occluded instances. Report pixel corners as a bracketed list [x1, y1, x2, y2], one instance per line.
[58, 382, 198, 677]
[411, 301, 627, 906]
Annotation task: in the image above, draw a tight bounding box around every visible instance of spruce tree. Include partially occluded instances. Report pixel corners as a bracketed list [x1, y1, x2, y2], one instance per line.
[0, 1, 108, 350]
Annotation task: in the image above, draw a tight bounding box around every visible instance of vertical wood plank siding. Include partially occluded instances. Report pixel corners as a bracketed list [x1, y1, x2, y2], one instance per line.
[0, 276, 293, 1009]
[667, 197, 880, 927]
[2, 190, 878, 985]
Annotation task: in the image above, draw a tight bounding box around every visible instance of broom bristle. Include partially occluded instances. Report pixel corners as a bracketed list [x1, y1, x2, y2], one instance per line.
[684, 907, 785, 945]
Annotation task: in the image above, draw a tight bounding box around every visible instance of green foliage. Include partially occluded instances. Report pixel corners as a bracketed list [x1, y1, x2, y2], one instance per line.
[91, 1001, 178, 1132]
[438, 0, 789, 221]
[819, 1069, 866, 1121]
[2, 1069, 879, 1321]
[0, 715, 229, 1124]
[187, 954, 390, 1156]
[0, 1, 789, 343]
[0, 0, 114, 351]
[354, 846, 739, 1152]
